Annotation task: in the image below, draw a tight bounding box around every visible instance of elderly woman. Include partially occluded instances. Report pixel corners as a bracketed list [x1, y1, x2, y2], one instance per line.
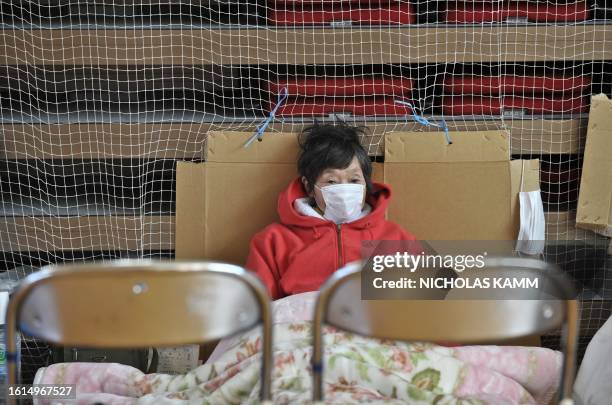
[246, 122, 416, 299]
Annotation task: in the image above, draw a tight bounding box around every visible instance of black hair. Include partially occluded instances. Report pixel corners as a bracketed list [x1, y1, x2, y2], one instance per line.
[298, 121, 373, 195]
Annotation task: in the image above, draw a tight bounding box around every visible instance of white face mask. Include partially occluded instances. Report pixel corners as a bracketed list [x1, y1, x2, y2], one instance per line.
[515, 190, 546, 255]
[316, 183, 365, 224]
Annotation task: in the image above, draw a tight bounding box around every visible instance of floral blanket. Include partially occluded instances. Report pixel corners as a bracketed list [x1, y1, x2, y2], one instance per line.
[34, 293, 561, 404]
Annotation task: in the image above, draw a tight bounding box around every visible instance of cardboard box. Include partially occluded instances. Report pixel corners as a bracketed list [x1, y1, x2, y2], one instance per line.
[176, 130, 538, 263]
[577, 94, 612, 237]
[175, 132, 298, 263]
[384, 131, 539, 240]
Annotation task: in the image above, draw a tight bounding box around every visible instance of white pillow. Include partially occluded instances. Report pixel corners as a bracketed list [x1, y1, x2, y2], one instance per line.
[574, 315, 612, 405]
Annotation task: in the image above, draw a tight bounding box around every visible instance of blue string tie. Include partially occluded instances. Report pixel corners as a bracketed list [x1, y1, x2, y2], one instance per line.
[394, 99, 452, 145]
[244, 87, 289, 148]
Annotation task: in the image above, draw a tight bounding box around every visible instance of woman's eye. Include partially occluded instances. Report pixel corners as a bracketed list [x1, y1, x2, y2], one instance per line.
[327, 180, 336, 184]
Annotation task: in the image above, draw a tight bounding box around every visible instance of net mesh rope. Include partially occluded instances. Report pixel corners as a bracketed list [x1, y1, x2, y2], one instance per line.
[0, 0, 610, 381]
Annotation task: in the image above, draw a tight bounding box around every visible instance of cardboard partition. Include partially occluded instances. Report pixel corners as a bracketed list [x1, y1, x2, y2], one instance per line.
[176, 131, 383, 264]
[177, 130, 538, 263]
[577, 94, 612, 237]
[176, 132, 298, 263]
[384, 131, 539, 241]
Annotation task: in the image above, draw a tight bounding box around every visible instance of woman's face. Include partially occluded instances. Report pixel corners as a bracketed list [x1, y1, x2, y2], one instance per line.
[303, 156, 366, 212]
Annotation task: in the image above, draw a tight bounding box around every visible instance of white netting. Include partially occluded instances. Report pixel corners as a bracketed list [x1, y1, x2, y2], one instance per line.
[0, 0, 610, 381]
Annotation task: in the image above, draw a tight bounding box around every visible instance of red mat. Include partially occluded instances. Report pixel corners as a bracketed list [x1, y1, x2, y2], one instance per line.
[270, 77, 413, 97]
[270, 4, 415, 25]
[447, 2, 589, 23]
[443, 75, 591, 95]
[442, 95, 587, 115]
[275, 97, 412, 116]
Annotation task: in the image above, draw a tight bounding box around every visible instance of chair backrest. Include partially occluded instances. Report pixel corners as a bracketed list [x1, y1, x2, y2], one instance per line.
[5, 260, 273, 402]
[312, 258, 579, 403]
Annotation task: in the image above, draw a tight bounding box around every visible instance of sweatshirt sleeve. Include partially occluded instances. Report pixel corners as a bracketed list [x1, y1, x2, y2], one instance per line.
[245, 229, 283, 300]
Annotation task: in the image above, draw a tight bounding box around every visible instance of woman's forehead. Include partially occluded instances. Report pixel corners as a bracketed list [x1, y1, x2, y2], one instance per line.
[320, 160, 362, 176]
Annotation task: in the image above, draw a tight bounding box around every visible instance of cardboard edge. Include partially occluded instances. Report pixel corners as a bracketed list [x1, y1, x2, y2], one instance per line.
[371, 162, 385, 220]
[574, 222, 612, 237]
[576, 93, 612, 235]
[175, 162, 207, 260]
[371, 162, 384, 185]
[384, 131, 510, 163]
[206, 131, 299, 163]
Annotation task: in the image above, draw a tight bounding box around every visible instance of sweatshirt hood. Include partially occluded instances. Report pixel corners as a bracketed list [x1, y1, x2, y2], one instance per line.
[277, 177, 392, 229]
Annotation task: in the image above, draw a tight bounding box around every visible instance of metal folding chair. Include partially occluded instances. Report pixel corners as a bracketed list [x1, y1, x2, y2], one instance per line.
[5, 260, 273, 404]
[312, 258, 579, 404]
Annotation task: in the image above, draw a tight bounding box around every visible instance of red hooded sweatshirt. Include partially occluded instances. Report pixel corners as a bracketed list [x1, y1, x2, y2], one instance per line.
[245, 178, 417, 299]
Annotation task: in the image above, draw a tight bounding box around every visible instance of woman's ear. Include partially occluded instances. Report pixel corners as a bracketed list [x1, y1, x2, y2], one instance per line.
[301, 176, 314, 197]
